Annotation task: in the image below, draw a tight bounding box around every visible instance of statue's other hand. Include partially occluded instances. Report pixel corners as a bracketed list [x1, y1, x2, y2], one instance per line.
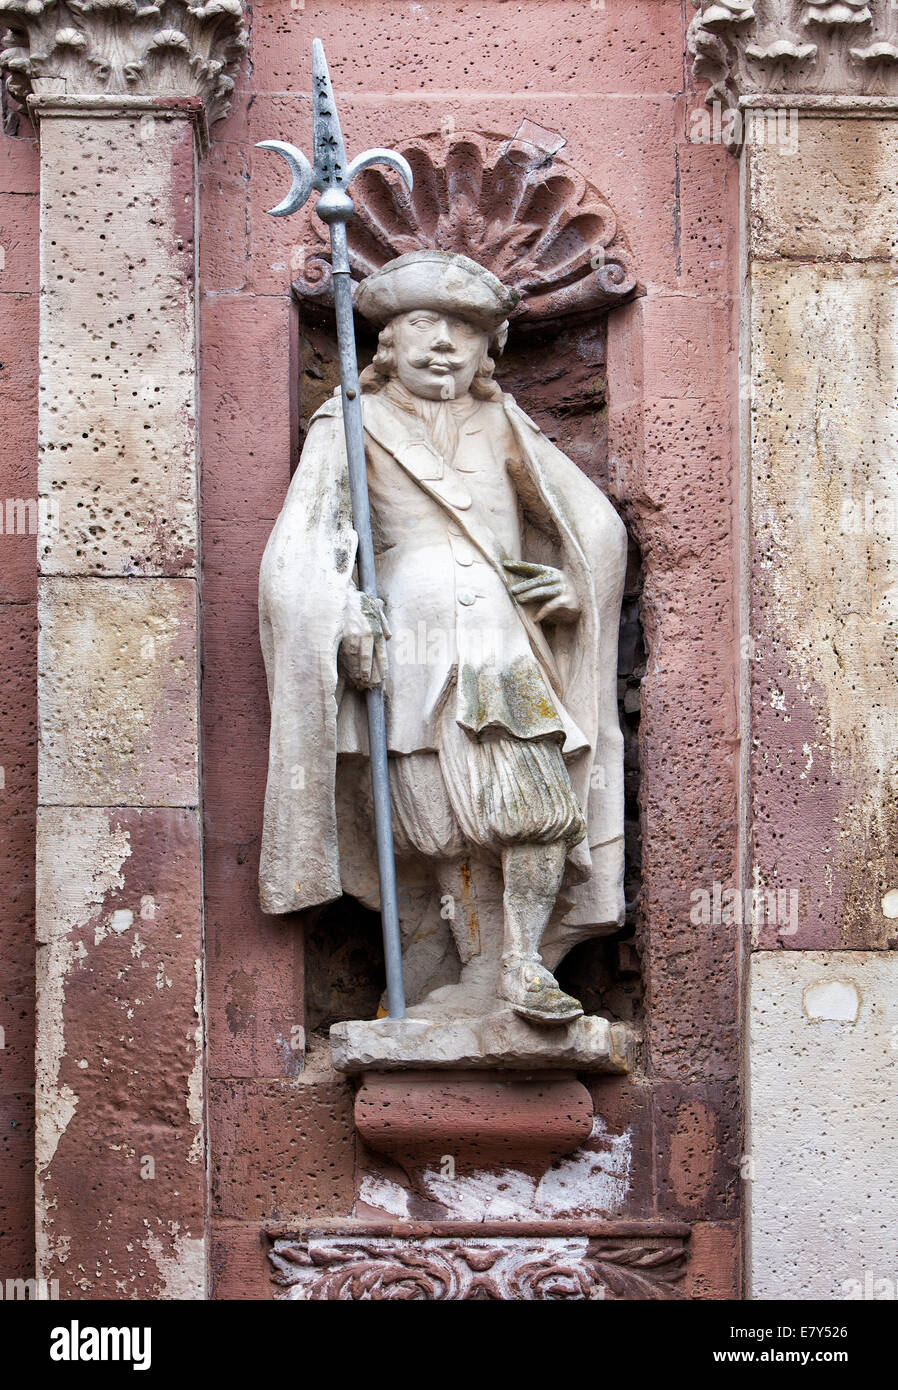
[503, 560, 580, 625]
[339, 589, 391, 688]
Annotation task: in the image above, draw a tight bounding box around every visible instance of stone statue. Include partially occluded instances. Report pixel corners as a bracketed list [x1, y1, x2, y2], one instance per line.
[259, 249, 627, 1059]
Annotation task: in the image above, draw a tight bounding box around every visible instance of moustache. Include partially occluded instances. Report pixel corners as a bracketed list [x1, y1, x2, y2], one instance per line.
[407, 352, 464, 370]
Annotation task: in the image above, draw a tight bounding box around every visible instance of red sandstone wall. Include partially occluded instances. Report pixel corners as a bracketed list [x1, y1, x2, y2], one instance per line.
[201, 1, 741, 1298]
[0, 0, 741, 1298]
[0, 119, 39, 1283]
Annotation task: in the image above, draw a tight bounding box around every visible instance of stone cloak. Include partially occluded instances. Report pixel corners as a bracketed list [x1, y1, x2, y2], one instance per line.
[258, 391, 627, 949]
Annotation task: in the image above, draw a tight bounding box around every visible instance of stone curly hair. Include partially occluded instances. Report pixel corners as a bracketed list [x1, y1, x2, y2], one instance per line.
[359, 319, 508, 400]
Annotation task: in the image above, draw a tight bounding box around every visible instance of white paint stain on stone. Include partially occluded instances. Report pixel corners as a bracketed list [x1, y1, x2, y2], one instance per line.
[186, 956, 205, 1166]
[358, 1117, 632, 1220]
[803, 977, 861, 1022]
[36, 811, 133, 1180]
[35, 810, 135, 1285]
[537, 1117, 632, 1216]
[144, 1227, 205, 1300]
[881, 888, 898, 919]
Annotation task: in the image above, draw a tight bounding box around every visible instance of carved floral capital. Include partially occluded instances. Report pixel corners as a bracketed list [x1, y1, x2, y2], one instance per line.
[689, 0, 898, 110]
[0, 0, 247, 126]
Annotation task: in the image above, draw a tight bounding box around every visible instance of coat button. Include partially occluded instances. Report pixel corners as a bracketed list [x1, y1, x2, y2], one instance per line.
[457, 588, 477, 606]
[440, 486, 472, 509]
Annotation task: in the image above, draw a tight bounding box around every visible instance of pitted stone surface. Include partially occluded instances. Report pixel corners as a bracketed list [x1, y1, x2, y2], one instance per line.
[37, 115, 199, 577]
[750, 259, 898, 949]
[749, 116, 898, 263]
[211, 1078, 355, 1220]
[38, 576, 199, 807]
[35, 806, 206, 1298]
[0, 0, 746, 1296]
[750, 951, 898, 1300]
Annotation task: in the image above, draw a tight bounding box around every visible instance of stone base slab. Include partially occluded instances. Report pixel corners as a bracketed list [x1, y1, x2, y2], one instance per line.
[330, 1010, 637, 1074]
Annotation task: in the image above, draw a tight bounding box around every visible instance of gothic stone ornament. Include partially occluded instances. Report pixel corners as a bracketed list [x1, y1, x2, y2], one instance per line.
[258, 247, 628, 1069]
[0, 0, 247, 125]
[292, 123, 637, 326]
[269, 1233, 688, 1301]
[689, 0, 898, 119]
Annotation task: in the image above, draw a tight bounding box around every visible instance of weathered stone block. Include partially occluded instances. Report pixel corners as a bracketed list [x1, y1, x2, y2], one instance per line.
[0, 189, 39, 293]
[211, 1221, 275, 1300]
[38, 577, 199, 807]
[0, 291, 39, 604]
[682, 1220, 740, 1300]
[204, 842, 303, 1082]
[210, 1078, 355, 1220]
[35, 806, 206, 1298]
[750, 262, 898, 950]
[0, 1094, 35, 1283]
[199, 294, 294, 521]
[750, 951, 898, 1299]
[653, 1082, 740, 1222]
[37, 115, 199, 576]
[749, 115, 898, 262]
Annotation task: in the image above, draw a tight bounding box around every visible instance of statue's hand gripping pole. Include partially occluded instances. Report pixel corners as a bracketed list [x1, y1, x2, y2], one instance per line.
[257, 39, 412, 1020]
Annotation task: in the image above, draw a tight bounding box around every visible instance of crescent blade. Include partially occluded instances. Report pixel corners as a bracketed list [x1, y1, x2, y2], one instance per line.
[255, 140, 315, 217]
[345, 148, 414, 194]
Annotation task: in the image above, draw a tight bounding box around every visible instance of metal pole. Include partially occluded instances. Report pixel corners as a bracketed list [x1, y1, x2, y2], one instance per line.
[257, 41, 412, 1018]
[331, 223, 405, 1019]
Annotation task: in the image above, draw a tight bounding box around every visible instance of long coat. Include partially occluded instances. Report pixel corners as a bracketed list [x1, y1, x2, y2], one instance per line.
[258, 387, 627, 953]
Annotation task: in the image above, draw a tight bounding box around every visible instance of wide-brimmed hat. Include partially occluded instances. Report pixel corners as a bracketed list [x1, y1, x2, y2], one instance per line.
[354, 250, 519, 332]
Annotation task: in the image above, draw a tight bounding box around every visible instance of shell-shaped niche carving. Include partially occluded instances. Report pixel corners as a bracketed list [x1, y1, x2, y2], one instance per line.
[294, 124, 638, 326]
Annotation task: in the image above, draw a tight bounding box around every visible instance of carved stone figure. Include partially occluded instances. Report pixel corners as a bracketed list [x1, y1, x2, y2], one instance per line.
[259, 249, 626, 1056]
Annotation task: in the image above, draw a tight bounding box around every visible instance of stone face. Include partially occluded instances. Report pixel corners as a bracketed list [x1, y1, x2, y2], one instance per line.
[653, 1082, 741, 1222]
[749, 951, 898, 1299]
[0, 0, 750, 1294]
[0, 119, 40, 1290]
[37, 113, 199, 578]
[744, 107, 898, 1299]
[38, 577, 199, 807]
[682, 1221, 740, 1301]
[607, 291, 741, 1087]
[0, 288, 39, 604]
[0, 1093, 35, 1285]
[27, 61, 210, 1291]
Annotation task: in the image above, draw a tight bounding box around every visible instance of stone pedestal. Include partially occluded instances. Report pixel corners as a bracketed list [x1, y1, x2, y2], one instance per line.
[354, 1070, 595, 1172]
[331, 1011, 637, 1074]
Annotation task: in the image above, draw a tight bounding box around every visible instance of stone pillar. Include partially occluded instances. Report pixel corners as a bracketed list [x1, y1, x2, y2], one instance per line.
[690, 0, 898, 1298]
[1, 2, 246, 1297]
